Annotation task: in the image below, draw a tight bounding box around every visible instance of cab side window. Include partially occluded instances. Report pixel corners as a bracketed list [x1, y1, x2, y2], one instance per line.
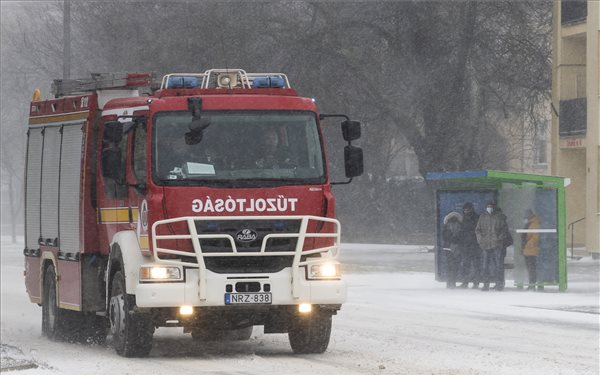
[132, 125, 147, 182]
[101, 123, 128, 199]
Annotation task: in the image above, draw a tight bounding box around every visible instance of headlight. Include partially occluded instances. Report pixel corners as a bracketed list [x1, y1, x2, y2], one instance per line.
[307, 262, 341, 280]
[139, 266, 182, 282]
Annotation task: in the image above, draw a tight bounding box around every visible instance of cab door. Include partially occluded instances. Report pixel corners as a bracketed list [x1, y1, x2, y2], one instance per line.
[96, 119, 131, 252]
[127, 119, 150, 255]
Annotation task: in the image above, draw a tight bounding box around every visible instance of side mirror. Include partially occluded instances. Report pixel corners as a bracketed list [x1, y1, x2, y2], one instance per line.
[103, 121, 123, 143]
[187, 97, 210, 145]
[344, 145, 364, 178]
[188, 97, 202, 120]
[341, 120, 361, 142]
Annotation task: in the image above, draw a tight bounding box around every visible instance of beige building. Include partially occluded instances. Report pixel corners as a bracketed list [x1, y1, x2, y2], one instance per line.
[552, 1, 600, 256]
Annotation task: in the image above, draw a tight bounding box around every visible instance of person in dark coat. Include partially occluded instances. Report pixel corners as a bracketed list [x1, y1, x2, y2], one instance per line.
[458, 202, 481, 289]
[443, 212, 463, 289]
[496, 207, 513, 291]
[475, 201, 510, 291]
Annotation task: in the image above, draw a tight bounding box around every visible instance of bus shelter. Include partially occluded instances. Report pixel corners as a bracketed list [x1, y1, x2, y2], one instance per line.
[425, 170, 570, 292]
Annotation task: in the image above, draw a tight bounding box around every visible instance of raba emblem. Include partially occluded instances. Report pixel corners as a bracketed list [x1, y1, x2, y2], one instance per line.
[236, 229, 258, 242]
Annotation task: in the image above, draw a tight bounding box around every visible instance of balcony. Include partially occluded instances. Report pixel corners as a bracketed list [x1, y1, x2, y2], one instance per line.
[561, 0, 587, 25]
[559, 97, 586, 136]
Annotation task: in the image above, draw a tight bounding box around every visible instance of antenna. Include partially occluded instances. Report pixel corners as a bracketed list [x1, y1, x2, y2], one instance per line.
[217, 17, 232, 89]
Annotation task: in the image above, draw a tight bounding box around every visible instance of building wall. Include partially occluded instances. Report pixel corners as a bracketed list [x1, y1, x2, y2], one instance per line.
[552, 1, 600, 254]
[586, 1, 600, 254]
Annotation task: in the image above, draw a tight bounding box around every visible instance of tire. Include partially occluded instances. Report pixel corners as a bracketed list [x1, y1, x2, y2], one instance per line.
[42, 265, 63, 340]
[109, 271, 154, 357]
[80, 313, 109, 345]
[231, 326, 253, 341]
[288, 312, 332, 354]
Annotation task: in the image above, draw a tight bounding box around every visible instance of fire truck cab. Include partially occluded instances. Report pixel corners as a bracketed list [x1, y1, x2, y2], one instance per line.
[24, 69, 363, 357]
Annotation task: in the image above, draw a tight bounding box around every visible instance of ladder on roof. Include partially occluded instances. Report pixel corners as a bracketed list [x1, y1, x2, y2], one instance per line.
[51, 72, 155, 97]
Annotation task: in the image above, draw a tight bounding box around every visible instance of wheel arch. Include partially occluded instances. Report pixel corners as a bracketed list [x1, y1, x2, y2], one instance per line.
[105, 230, 151, 310]
[40, 252, 58, 305]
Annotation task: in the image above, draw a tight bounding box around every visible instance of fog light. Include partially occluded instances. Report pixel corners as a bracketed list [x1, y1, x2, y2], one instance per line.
[180, 305, 194, 315]
[298, 303, 312, 313]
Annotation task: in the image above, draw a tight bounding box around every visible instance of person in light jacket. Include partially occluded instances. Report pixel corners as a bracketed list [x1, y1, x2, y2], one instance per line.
[475, 201, 509, 291]
[521, 209, 541, 290]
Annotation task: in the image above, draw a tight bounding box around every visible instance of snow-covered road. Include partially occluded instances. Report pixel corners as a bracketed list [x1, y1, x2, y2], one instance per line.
[1, 239, 598, 375]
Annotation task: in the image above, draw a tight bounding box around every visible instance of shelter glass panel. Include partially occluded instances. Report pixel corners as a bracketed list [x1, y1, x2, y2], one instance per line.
[499, 187, 558, 286]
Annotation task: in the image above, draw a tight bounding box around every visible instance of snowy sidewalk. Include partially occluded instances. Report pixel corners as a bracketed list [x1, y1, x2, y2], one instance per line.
[1, 238, 598, 375]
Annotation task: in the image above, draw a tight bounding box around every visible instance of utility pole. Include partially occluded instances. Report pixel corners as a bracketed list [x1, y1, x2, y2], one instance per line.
[63, 0, 71, 79]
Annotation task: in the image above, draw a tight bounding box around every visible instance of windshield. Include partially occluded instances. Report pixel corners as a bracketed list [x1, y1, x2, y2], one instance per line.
[152, 110, 326, 187]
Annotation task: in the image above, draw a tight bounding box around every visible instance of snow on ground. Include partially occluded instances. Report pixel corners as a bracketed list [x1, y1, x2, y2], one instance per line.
[1, 237, 598, 375]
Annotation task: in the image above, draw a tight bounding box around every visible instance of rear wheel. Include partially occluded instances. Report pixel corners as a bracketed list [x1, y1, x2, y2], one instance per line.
[42, 264, 108, 344]
[42, 265, 63, 340]
[109, 271, 154, 357]
[288, 312, 332, 354]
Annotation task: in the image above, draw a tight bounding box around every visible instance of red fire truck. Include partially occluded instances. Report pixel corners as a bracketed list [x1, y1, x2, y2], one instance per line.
[24, 69, 363, 357]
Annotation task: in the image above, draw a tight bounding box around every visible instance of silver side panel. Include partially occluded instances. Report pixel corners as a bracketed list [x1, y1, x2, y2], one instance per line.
[25, 129, 43, 249]
[40, 127, 61, 241]
[59, 124, 84, 253]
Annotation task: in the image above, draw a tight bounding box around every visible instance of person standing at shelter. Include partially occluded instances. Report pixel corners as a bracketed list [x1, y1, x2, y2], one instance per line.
[459, 202, 481, 289]
[521, 209, 541, 290]
[475, 201, 509, 291]
[496, 207, 513, 291]
[442, 212, 463, 289]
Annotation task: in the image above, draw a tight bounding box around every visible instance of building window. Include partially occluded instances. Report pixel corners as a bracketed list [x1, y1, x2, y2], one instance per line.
[559, 97, 587, 136]
[561, 0, 587, 25]
[534, 125, 548, 165]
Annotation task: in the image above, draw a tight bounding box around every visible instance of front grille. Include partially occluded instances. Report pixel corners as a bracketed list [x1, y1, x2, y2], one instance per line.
[195, 219, 301, 253]
[194, 219, 301, 273]
[204, 256, 293, 273]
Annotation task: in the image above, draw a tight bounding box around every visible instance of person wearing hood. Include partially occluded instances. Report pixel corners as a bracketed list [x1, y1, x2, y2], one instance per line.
[442, 211, 463, 289]
[475, 201, 510, 291]
[459, 202, 481, 289]
[522, 209, 541, 290]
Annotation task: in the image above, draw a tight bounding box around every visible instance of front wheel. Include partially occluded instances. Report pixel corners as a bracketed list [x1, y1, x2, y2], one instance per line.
[288, 312, 332, 354]
[109, 271, 154, 357]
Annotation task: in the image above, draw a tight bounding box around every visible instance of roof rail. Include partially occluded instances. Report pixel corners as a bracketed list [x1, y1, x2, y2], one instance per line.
[160, 69, 291, 90]
[51, 72, 155, 97]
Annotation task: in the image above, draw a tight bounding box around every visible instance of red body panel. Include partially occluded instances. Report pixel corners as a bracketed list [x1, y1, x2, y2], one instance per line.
[24, 256, 41, 302]
[57, 258, 82, 307]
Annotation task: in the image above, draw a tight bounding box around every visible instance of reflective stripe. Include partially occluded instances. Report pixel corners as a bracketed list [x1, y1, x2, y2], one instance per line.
[138, 234, 149, 250]
[97, 207, 139, 224]
[29, 111, 89, 125]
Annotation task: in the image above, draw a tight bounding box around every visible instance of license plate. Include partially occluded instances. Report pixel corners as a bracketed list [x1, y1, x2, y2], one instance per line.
[225, 293, 272, 305]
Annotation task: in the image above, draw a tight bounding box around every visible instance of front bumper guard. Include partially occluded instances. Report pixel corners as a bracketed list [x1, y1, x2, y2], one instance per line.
[149, 215, 342, 302]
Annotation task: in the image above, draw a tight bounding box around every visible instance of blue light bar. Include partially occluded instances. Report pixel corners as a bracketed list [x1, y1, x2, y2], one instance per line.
[252, 76, 285, 88]
[167, 76, 199, 88]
